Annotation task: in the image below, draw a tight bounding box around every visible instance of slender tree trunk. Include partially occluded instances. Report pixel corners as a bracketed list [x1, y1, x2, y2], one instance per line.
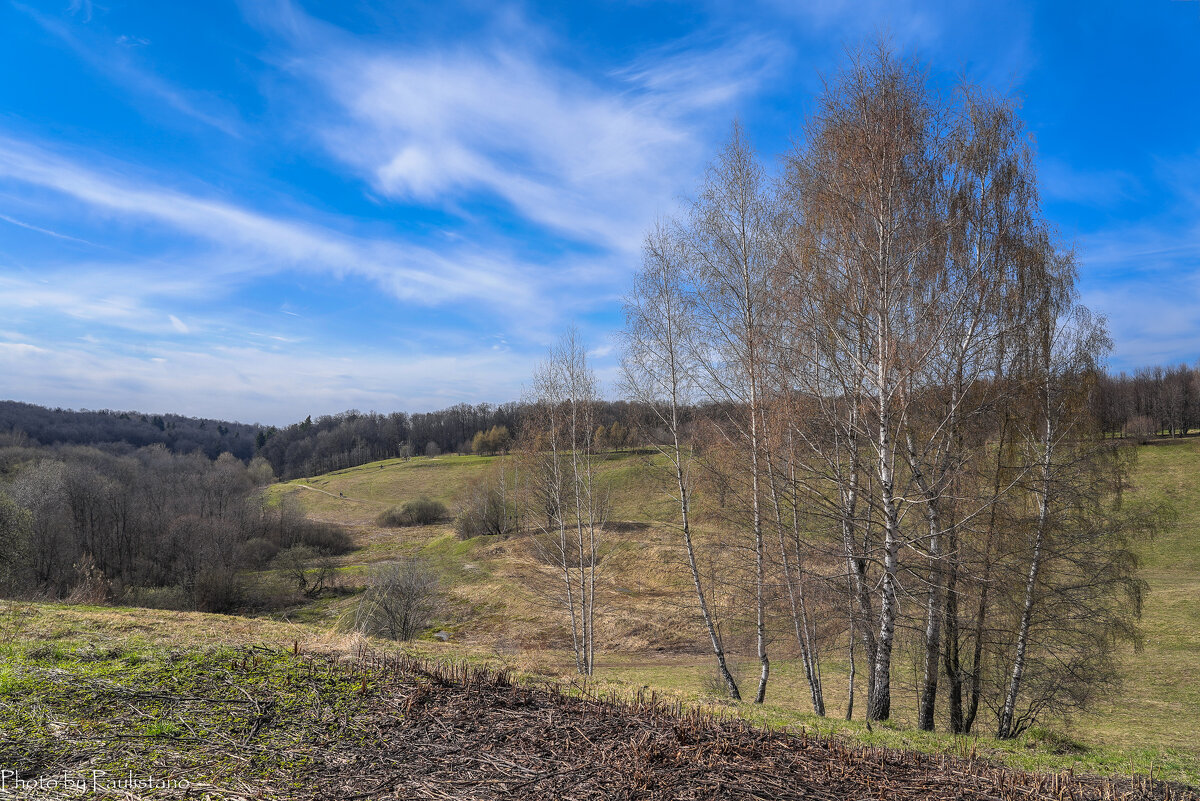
[965, 407, 1011, 733]
[837, 416, 877, 713]
[745, 288, 769, 704]
[998, 411, 1053, 739]
[767, 445, 824, 714]
[917, 502, 943, 731]
[790, 453, 825, 714]
[868, 205, 901, 722]
[570, 396, 593, 676]
[870, 385, 901, 721]
[681, 500, 740, 698]
[552, 437, 583, 674]
[846, 588, 857, 720]
[943, 522, 964, 733]
[624, 220, 740, 700]
[671, 373, 739, 699]
[906, 430, 944, 731]
[964, 553, 989, 733]
[749, 416, 769, 703]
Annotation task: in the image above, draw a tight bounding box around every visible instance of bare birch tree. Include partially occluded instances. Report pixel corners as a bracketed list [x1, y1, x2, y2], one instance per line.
[525, 329, 607, 675]
[781, 44, 944, 721]
[619, 38, 1157, 736]
[685, 123, 779, 703]
[622, 220, 742, 700]
[995, 282, 1148, 737]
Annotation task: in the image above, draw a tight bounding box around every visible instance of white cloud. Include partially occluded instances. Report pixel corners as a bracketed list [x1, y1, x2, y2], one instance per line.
[0, 136, 541, 313]
[1076, 218, 1200, 370]
[0, 341, 48, 357]
[168, 315, 190, 334]
[0, 272, 214, 337]
[0, 335, 540, 424]
[0, 212, 98, 245]
[285, 9, 777, 252]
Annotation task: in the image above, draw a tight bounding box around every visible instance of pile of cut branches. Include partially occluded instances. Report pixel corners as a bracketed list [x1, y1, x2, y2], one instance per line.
[322, 650, 1196, 801]
[3, 645, 1194, 800]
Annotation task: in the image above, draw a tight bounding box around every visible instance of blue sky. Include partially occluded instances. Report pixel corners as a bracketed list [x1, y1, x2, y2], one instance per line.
[1, 1, 1198, 424]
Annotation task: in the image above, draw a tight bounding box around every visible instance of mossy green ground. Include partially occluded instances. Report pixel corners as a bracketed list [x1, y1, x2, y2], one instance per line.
[0, 605, 370, 795]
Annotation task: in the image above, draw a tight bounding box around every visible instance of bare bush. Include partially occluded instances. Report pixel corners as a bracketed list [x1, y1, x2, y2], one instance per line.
[192, 568, 243, 613]
[700, 659, 746, 700]
[273, 545, 335, 598]
[455, 471, 519, 539]
[65, 554, 111, 605]
[1124, 415, 1157, 443]
[355, 559, 440, 641]
[236, 537, 280, 569]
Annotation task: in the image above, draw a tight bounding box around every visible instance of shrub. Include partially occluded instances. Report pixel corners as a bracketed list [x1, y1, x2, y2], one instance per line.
[121, 584, 189, 611]
[243, 573, 300, 611]
[376, 497, 447, 527]
[272, 545, 334, 598]
[376, 507, 405, 527]
[354, 559, 439, 641]
[1124, 414, 1157, 443]
[454, 470, 519, 539]
[0, 492, 29, 594]
[454, 488, 518, 539]
[192, 569, 244, 613]
[293, 521, 354, 555]
[236, 537, 280, 568]
[65, 555, 111, 605]
[700, 660, 745, 700]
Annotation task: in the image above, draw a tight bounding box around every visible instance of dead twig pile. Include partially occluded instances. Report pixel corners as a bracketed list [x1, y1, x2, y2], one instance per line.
[4, 645, 1192, 800]
[320, 650, 1197, 801]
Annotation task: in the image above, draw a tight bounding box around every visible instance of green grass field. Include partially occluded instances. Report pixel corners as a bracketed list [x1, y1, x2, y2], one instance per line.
[1077, 438, 1200, 757]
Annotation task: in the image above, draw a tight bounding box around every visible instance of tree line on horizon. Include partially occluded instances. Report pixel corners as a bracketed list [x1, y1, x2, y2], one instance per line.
[0, 401, 259, 462]
[4, 360, 1193, 482]
[1095, 364, 1200, 440]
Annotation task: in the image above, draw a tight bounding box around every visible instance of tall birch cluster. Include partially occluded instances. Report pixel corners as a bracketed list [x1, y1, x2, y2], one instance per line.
[621, 44, 1149, 736]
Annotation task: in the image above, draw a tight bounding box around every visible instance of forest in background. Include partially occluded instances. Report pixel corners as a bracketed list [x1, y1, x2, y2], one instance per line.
[2, 361, 1196, 482]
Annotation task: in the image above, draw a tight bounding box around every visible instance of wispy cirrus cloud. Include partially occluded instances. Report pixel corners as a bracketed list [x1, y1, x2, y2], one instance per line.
[1039, 158, 1141, 208]
[0, 136, 538, 312]
[5, 0, 1191, 424]
[1074, 213, 1200, 371]
[0, 2, 790, 420]
[0, 212, 99, 246]
[269, 5, 781, 252]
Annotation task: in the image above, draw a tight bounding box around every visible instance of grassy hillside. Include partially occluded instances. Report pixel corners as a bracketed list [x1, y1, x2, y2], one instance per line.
[259, 443, 1200, 784]
[1082, 438, 1200, 755]
[4, 442, 1194, 793]
[268, 453, 691, 651]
